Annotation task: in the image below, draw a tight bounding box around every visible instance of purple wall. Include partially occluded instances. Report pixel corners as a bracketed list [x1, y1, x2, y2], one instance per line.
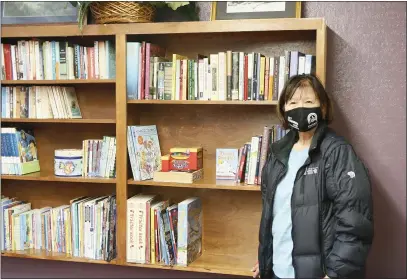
[2, 2, 406, 278]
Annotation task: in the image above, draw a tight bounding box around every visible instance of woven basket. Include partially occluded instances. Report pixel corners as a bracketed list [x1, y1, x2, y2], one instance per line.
[89, 2, 156, 24]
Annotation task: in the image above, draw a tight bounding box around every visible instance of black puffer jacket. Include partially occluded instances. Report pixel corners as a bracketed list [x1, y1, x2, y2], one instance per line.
[259, 122, 374, 279]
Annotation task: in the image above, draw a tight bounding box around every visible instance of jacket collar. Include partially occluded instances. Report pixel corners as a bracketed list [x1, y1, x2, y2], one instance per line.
[271, 122, 328, 166]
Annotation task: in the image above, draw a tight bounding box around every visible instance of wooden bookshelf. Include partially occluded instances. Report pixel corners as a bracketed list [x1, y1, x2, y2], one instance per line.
[1, 79, 115, 85]
[128, 100, 278, 105]
[1, 250, 116, 265]
[1, 118, 116, 124]
[1, 18, 327, 276]
[129, 178, 261, 191]
[1, 173, 116, 183]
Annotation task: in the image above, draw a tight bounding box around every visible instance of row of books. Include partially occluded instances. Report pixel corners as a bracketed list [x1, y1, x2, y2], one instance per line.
[235, 125, 288, 185]
[1, 86, 82, 119]
[82, 136, 117, 178]
[1, 195, 117, 262]
[126, 41, 316, 101]
[127, 125, 162, 181]
[1, 128, 40, 175]
[1, 40, 116, 81]
[127, 194, 202, 266]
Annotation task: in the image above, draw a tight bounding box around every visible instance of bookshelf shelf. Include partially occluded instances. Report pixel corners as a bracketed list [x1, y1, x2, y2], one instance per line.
[1, 79, 115, 85]
[127, 100, 278, 106]
[1, 18, 323, 38]
[1, 250, 116, 265]
[129, 178, 260, 191]
[125, 252, 252, 276]
[1, 118, 116, 124]
[1, 173, 116, 184]
[1, 18, 327, 275]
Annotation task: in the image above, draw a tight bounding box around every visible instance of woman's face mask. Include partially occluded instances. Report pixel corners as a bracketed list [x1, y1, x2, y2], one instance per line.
[284, 86, 322, 132]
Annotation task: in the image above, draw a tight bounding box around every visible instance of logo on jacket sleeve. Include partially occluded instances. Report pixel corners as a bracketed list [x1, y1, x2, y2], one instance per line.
[304, 166, 318, 175]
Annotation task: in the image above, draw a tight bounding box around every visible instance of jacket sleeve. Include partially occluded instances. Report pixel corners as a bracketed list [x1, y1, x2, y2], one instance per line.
[325, 144, 374, 278]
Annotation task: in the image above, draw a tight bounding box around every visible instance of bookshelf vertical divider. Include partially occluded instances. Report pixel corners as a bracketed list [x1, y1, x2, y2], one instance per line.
[115, 33, 128, 265]
[316, 20, 327, 85]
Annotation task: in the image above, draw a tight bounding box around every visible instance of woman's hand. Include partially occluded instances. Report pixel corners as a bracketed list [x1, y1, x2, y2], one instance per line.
[251, 261, 259, 278]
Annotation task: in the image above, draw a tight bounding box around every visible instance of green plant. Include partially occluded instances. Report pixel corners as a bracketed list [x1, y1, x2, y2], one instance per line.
[70, 1, 192, 30]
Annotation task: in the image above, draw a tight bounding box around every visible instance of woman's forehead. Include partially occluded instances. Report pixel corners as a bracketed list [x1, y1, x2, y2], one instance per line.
[291, 86, 316, 99]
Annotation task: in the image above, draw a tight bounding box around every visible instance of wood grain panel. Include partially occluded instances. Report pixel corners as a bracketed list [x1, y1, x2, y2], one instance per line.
[129, 30, 316, 59]
[128, 104, 279, 181]
[74, 83, 116, 120]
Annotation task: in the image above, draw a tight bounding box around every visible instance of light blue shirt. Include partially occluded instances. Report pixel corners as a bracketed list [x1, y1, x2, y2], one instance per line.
[272, 147, 309, 278]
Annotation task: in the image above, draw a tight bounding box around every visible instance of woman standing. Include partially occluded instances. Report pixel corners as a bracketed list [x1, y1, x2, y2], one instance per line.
[252, 74, 374, 279]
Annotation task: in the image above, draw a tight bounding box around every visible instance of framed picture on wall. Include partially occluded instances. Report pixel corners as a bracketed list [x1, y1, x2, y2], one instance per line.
[211, 1, 301, 21]
[1, 1, 77, 25]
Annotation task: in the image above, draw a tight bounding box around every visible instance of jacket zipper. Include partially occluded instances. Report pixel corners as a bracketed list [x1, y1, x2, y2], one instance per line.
[318, 183, 327, 276]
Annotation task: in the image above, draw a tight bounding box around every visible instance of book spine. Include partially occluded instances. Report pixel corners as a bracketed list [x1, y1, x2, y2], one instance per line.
[203, 58, 209, 100]
[94, 41, 99, 79]
[232, 52, 239, 100]
[157, 62, 165, 100]
[3, 44, 12, 80]
[289, 51, 298, 78]
[247, 53, 253, 100]
[264, 57, 269, 101]
[238, 52, 244, 101]
[198, 59, 204, 100]
[226, 51, 232, 101]
[10, 45, 17, 80]
[145, 43, 151, 99]
[217, 52, 226, 101]
[273, 57, 279, 101]
[285, 50, 291, 81]
[210, 54, 218, 100]
[278, 56, 286, 100]
[268, 57, 274, 101]
[252, 53, 258, 101]
[259, 56, 265, 101]
[244, 55, 248, 100]
[140, 42, 146, 99]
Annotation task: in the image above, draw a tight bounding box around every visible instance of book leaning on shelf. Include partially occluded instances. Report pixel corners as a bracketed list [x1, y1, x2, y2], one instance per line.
[1, 40, 115, 81]
[127, 194, 202, 267]
[126, 40, 316, 102]
[1, 194, 117, 262]
[127, 125, 162, 181]
[1, 86, 82, 119]
[1, 127, 40, 175]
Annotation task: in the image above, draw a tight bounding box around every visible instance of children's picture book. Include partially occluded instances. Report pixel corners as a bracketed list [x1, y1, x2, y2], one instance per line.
[177, 197, 202, 266]
[129, 125, 162, 180]
[16, 129, 38, 163]
[215, 148, 239, 180]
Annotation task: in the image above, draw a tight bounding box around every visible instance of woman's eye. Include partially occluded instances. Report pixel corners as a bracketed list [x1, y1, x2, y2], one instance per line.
[306, 100, 313, 103]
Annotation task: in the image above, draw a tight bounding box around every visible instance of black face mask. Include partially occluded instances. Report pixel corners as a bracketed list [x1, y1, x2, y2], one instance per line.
[285, 107, 322, 132]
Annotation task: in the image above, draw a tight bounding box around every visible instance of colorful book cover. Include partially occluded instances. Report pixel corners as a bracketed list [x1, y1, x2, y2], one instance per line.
[131, 125, 162, 180]
[216, 148, 239, 180]
[177, 197, 202, 266]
